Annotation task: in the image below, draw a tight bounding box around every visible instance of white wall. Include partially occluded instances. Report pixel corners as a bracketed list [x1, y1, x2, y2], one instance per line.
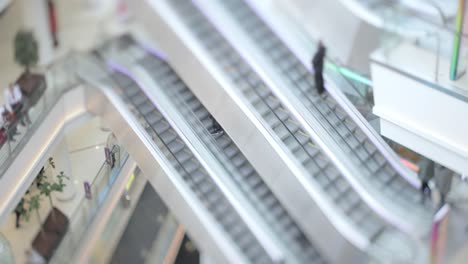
[274, 0, 380, 73]
[20, 0, 54, 65]
[371, 43, 468, 174]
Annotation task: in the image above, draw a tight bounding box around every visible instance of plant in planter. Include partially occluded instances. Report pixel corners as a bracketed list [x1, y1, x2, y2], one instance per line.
[13, 30, 46, 107]
[25, 194, 45, 236]
[39, 171, 69, 220]
[28, 158, 70, 261]
[14, 30, 38, 75]
[37, 158, 70, 237]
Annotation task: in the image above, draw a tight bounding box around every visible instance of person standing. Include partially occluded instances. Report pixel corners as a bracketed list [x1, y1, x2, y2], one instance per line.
[435, 165, 454, 207]
[5, 83, 31, 126]
[418, 158, 434, 202]
[106, 133, 119, 168]
[312, 41, 326, 95]
[14, 198, 25, 228]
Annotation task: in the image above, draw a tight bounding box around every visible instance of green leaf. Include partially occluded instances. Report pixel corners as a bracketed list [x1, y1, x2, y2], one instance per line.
[14, 30, 39, 69]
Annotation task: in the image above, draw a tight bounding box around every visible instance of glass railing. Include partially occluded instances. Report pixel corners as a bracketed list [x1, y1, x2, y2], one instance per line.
[49, 146, 129, 264]
[88, 170, 144, 263]
[377, 0, 468, 90]
[0, 52, 80, 178]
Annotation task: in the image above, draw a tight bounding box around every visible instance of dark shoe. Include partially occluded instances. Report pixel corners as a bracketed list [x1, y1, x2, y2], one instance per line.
[210, 128, 223, 135]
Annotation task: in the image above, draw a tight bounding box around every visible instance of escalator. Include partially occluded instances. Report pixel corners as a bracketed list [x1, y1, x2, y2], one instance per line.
[106, 70, 279, 264]
[133, 0, 422, 262]
[74, 52, 284, 263]
[136, 52, 325, 263]
[190, 0, 433, 234]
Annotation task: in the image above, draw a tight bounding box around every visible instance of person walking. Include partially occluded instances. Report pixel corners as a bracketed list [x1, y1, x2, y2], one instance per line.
[418, 158, 434, 203]
[14, 198, 25, 228]
[434, 165, 454, 208]
[209, 115, 223, 135]
[312, 41, 327, 95]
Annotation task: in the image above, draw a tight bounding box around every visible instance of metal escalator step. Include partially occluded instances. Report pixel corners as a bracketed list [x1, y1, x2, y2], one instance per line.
[284, 134, 301, 151]
[131, 92, 147, 105]
[145, 113, 163, 127]
[293, 146, 310, 164]
[239, 164, 254, 178]
[224, 144, 238, 158]
[123, 86, 140, 97]
[191, 171, 206, 185]
[180, 159, 199, 174]
[245, 174, 262, 189]
[252, 100, 270, 116]
[159, 130, 177, 143]
[138, 101, 154, 116]
[304, 158, 320, 175]
[231, 153, 247, 168]
[262, 195, 277, 209]
[199, 182, 215, 196]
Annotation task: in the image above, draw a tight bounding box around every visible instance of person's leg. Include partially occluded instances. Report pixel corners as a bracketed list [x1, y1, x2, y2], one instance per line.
[21, 98, 32, 125]
[6, 126, 16, 142]
[15, 211, 20, 228]
[315, 73, 324, 95]
[12, 103, 25, 126]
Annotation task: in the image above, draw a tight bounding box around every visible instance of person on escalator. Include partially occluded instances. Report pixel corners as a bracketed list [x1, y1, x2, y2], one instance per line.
[312, 41, 326, 95]
[209, 115, 223, 135]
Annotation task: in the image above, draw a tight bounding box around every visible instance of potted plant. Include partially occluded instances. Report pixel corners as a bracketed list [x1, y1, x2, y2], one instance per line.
[25, 194, 45, 237]
[14, 30, 38, 75]
[14, 30, 46, 107]
[29, 158, 70, 261]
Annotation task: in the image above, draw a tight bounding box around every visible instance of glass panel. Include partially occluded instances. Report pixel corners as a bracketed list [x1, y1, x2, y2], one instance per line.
[49, 147, 129, 263]
[0, 54, 79, 178]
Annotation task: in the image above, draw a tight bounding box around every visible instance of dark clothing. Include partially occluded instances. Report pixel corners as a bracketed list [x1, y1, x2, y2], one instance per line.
[312, 46, 326, 73]
[312, 45, 326, 95]
[418, 159, 434, 198]
[314, 74, 324, 95]
[14, 198, 25, 228]
[435, 165, 453, 206]
[13, 100, 31, 126]
[210, 116, 223, 135]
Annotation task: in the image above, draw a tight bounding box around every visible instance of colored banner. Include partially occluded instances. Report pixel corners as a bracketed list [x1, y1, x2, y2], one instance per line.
[451, 0, 468, 80]
[430, 204, 450, 264]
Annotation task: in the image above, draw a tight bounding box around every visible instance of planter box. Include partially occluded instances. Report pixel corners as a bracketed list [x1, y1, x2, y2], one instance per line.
[16, 73, 47, 107]
[31, 207, 69, 261]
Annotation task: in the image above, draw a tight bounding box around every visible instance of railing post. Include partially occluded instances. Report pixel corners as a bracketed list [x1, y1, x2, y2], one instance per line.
[435, 33, 440, 83]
